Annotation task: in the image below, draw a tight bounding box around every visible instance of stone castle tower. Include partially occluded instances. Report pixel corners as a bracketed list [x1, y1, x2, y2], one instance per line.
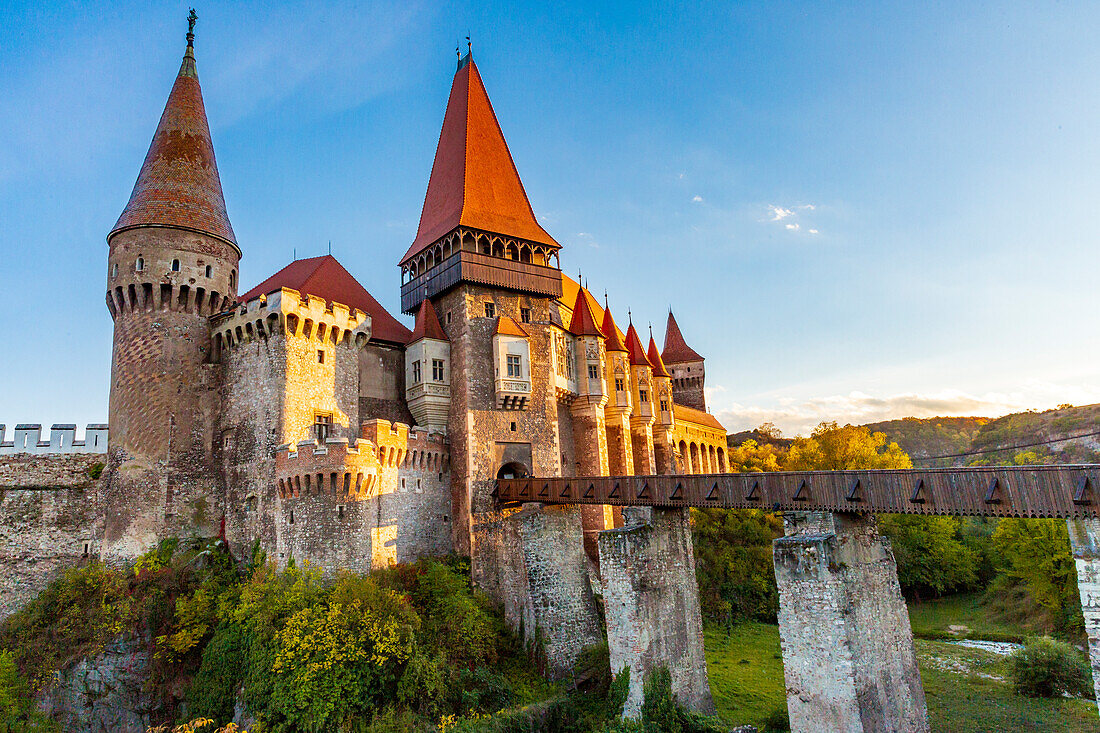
[103, 24, 239, 557]
[663, 310, 706, 412]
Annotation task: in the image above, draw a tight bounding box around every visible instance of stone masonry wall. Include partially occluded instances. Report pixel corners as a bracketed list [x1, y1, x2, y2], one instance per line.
[773, 512, 928, 733]
[599, 507, 714, 717]
[1067, 518, 1100, 714]
[0, 454, 103, 619]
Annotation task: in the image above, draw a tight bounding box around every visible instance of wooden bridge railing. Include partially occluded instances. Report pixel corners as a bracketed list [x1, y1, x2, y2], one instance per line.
[495, 465, 1100, 519]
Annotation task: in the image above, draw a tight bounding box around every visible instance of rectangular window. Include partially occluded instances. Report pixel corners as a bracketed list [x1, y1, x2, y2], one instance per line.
[588, 364, 599, 380]
[484, 302, 496, 318]
[314, 413, 332, 443]
[615, 378, 625, 392]
[660, 399, 669, 412]
[506, 354, 522, 378]
[520, 307, 531, 323]
[432, 358, 445, 381]
[639, 389, 648, 403]
[317, 349, 325, 364]
[412, 360, 422, 383]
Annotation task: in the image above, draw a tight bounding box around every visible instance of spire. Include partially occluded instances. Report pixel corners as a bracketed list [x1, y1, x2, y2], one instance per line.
[601, 306, 627, 352]
[401, 57, 558, 265]
[410, 299, 448, 342]
[625, 322, 651, 367]
[109, 11, 237, 250]
[647, 335, 671, 377]
[568, 289, 604, 337]
[662, 310, 704, 364]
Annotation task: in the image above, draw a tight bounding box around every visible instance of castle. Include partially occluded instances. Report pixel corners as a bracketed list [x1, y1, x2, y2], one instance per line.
[1, 20, 727, 645]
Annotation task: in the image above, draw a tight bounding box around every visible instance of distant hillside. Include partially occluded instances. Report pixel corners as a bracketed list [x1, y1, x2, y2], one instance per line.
[727, 404, 1100, 467]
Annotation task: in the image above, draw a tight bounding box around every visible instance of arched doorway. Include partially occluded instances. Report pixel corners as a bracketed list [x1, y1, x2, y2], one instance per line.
[496, 462, 530, 480]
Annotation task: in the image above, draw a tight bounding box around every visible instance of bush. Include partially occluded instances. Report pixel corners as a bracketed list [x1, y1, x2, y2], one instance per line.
[1008, 636, 1092, 698]
[763, 704, 790, 732]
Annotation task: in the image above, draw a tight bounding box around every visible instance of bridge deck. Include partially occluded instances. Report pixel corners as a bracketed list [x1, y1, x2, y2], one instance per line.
[495, 465, 1100, 519]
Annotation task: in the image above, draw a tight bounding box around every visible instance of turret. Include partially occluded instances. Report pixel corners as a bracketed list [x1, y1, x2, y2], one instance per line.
[406, 299, 451, 433]
[625, 320, 656, 474]
[662, 310, 706, 412]
[102, 13, 239, 557]
[600, 304, 635, 476]
[647, 331, 676, 474]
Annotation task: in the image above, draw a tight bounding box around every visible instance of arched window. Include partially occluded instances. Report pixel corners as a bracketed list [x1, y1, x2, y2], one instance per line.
[171, 259, 180, 272]
[205, 265, 212, 277]
[110, 263, 118, 277]
[229, 270, 236, 289]
[135, 257, 144, 272]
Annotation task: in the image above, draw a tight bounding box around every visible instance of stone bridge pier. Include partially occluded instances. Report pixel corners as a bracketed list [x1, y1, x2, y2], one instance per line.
[1067, 518, 1100, 712]
[598, 506, 716, 718]
[773, 512, 929, 733]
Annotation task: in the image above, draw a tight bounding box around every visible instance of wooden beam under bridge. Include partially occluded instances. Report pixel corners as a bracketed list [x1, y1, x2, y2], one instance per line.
[494, 465, 1100, 519]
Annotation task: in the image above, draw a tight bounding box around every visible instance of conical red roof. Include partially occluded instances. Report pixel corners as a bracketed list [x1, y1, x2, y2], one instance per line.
[239, 255, 412, 345]
[647, 336, 671, 378]
[401, 56, 558, 265]
[662, 310, 704, 364]
[601, 307, 627, 352]
[568, 288, 604, 337]
[625, 323, 651, 367]
[410, 299, 448, 342]
[110, 36, 236, 249]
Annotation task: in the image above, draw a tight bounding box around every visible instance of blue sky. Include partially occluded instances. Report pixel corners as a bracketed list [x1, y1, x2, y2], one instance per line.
[3, 1, 1100, 437]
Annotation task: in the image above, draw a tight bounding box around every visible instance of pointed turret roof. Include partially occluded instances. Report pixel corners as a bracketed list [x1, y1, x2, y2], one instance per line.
[601, 307, 627, 353]
[647, 336, 671, 378]
[239, 255, 412, 345]
[110, 22, 236, 250]
[401, 55, 558, 265]
[410, 299, 448, 342]
[568, 289, 604, 337]
[625, 322, 651, 367]
[662, 310, 704, 364]
[494, 315, 529, 337]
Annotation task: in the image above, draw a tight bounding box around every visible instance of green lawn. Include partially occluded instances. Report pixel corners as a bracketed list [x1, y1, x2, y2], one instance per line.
[907, 592, 1032, 642]
[704, 622, 1100, 732]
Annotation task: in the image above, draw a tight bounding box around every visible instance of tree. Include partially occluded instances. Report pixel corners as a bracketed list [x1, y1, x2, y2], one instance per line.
[783, 422, 911, 471]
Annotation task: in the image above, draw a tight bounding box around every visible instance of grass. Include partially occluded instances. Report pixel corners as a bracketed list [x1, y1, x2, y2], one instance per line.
[907, 592, 1029, 642]
[704, 622, 1100, 732]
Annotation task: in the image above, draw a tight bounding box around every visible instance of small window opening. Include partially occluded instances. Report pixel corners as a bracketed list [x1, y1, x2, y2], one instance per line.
[411, 359, 422, 383]
[438, 472, 443, 481]
[337, 504, 345, 519]
[506, 354, 522, 378]
[205, 265, 212, 277]
[111, 263, 118, 277]
[171, 259, 180, 272]
[615, 378, 625, 392]
[82, 542, 90, 557]
[289, 511, 295, 524]
[588, 364, 599, 379]
[446, 311, 452, 325]
[510, 421, 517, 432]
[640, 389, 649, 403]
[520, 307, 531, 323]
[314, 413, 333, 442]
[230, 270, 236, 289]
[317, 349, 325, 364]
[432, 358, 445, 381]
[484, 302, 496, 318]
[135, 257, 144, 272]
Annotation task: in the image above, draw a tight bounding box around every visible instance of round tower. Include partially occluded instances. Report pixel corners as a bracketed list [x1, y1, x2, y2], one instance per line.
[102, 14, 240, 558]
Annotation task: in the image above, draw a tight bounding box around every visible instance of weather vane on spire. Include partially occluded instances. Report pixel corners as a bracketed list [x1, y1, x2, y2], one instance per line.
[186, 8, 197, 47]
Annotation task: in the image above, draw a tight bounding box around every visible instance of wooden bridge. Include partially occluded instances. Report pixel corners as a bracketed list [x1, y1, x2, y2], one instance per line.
[495, 464, 1100, 519]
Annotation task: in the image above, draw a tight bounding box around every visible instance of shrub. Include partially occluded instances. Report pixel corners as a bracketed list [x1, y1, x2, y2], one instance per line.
[87, 462, 104, 479]
[1008, 636, 1092, 698]
[763, 704, 790, 732]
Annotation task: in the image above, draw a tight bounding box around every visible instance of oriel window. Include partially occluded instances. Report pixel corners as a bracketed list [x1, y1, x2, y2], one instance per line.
[506, 354, 522, 378]
[588, 364, 599, 379]
[432, 359, 445, 381]
[412, 360, 422, 383]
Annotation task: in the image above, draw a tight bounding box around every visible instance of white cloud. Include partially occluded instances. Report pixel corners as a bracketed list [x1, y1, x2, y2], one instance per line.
[809, 228, 819, 234]
[785, 223, 799, 231]
[768, 206, 794, 221]
[712, 385, 1100, 437]
[577, 232, 598, 248]
[799, 204, 816, 211]
[692, 195, 703, 203]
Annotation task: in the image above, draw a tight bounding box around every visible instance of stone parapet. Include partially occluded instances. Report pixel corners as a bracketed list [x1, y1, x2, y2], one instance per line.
[275, 438, 380, 501]
[213, 287, 371, 354]
[0, 424, 108, 455]
[0, 453, 105, 490]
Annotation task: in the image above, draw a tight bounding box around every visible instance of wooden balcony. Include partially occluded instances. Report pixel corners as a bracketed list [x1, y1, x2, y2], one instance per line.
[401, 250, 563, 313]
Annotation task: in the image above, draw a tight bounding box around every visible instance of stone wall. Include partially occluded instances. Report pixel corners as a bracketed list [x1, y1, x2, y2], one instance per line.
[1067, 518, 1100, 714]
[599, 507, 714, 717]
[0, 454, 102, 619]
[361, 341, 415, 426]
[773, 512, 928, 733]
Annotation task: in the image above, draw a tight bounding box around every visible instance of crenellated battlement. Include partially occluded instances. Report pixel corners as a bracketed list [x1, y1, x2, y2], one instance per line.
[213, 287, 372, 354]
[358, 419, 449, 473]
[0, 424, 108, 455]
[275, 437, 381, 501]
[106, 279, 234, 321]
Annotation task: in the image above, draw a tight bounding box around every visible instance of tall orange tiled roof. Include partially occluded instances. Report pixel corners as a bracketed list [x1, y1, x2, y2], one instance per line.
[662, 310, 704, 364]
[410, 299, 448, 342]
[625, 323, 651, 367]
[601, 308, 628, 352]
[239, 255, 412, 345]
[494, 315, 530, 337]
[559, 275, 628, 347]
[109, 35, 236, 249]
[568, 288, 604, 337]
[401, 57, 558, 265]
[647, 336, 671, 378]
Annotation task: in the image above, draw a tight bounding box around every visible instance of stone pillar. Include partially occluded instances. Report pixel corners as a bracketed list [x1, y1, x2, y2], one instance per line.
[498, 503, 604, 680]
[599, 506, 715, 718]
[773, 512, 929, 733]
[605, 409, 635, 477]
[571, 399, 613, 560]
[653, 429, 676, 475]
[630, 420, 656, 475]
[1067, 518, 1100, 714]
